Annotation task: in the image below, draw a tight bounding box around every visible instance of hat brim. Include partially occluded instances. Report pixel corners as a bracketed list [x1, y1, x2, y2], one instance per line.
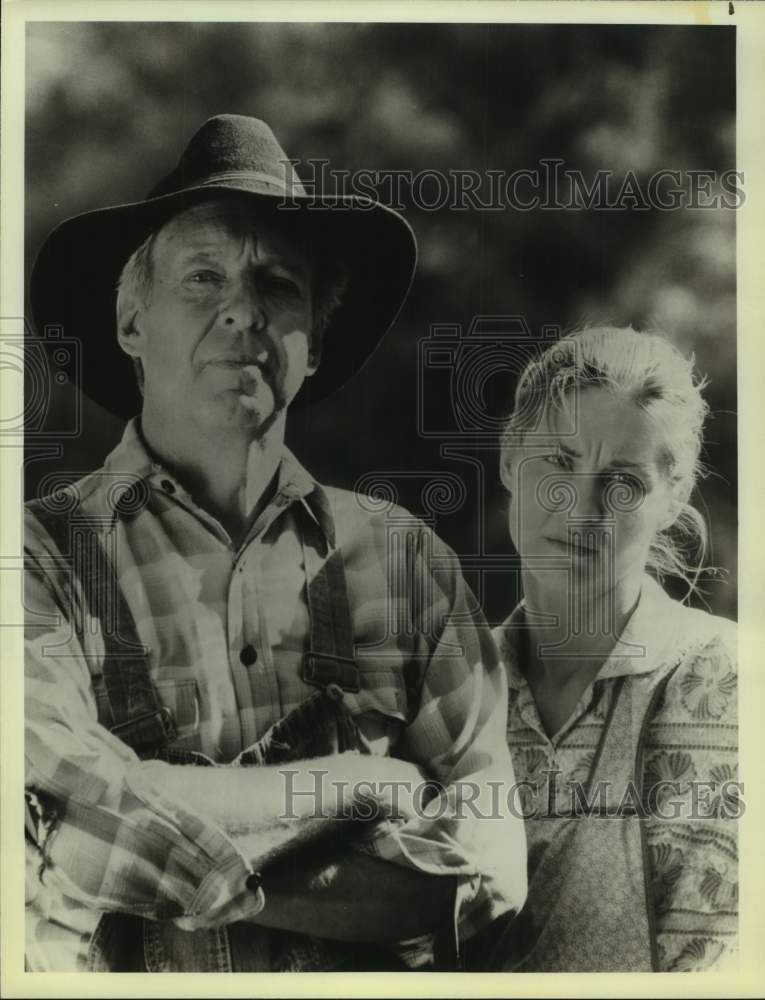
[30, 181, 417, 418]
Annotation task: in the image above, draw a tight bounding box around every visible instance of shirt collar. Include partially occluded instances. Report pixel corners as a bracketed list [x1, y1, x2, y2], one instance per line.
[97, 417, 335, 546]
[496, 602, 531, 693]
[498, 574, 682, 691]
[597, 575, 681, 680]
[272, 448, 336, 548]
[102, 416, 158, 481]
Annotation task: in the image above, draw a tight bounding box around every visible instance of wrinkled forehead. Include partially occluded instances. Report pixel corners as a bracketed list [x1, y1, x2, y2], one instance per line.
[540, 385, 674, 469]
[154, 195, 309, 266]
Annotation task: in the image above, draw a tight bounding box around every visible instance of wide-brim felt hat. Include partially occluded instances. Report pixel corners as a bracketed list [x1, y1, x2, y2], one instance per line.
[30, 114, 417, 416]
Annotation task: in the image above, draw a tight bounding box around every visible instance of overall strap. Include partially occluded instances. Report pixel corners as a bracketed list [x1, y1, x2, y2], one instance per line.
[298, 512, 363, 754]
[27, 498, 176, 757]
[299, 515, 360, 693]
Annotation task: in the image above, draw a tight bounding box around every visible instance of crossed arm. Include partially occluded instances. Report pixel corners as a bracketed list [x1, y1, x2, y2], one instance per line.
[26, 687, 455, 943]
[138, 753, 456, 942]
[25, 518, 524, 954]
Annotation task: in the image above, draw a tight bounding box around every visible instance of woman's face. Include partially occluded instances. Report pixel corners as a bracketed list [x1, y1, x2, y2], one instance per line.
[506, 386, 677, 595]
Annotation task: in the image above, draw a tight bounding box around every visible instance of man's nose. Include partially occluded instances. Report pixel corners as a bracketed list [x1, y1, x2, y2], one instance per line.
[222, 278, 267, 333]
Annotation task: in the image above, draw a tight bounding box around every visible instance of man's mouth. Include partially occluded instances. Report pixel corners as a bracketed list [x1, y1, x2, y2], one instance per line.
[206, 357, 272, 386]
[209, 355, 266, 370]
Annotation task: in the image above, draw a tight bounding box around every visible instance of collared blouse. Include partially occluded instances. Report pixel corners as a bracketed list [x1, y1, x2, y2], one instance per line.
[496, 575, 738, 972]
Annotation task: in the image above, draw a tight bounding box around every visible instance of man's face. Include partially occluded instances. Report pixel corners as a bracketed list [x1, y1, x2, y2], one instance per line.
[123, 197, 316, 438]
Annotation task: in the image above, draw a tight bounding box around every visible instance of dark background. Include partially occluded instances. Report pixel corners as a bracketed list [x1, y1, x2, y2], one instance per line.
[24, 22, 737, 621]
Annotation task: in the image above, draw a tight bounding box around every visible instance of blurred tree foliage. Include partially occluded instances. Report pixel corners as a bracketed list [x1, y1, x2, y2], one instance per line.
[25, 22, 737, 618]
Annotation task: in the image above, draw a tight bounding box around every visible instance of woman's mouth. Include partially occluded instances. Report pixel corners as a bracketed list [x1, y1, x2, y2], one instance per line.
[544, 535, 599, 555]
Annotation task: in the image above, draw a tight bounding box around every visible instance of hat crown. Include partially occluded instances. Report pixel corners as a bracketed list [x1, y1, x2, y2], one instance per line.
[148, 114, 305, 199]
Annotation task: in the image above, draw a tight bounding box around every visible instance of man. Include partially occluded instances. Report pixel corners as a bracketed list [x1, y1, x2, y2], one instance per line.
[24, 115, 526, 972]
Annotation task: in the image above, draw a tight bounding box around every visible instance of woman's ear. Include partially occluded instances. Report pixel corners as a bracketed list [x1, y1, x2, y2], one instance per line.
[658, 507, 678, 533]
[658, 481, 685, 532]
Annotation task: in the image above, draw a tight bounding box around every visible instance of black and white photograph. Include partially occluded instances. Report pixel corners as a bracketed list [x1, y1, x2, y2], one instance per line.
[2, 2, 763, 993]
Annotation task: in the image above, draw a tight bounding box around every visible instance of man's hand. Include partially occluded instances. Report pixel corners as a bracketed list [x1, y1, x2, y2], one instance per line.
[253, 842, 457, 945]
[138, 752, 453, 945]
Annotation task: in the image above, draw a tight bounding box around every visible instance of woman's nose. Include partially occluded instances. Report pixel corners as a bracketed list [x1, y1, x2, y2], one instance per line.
[569, 475, 604, 520]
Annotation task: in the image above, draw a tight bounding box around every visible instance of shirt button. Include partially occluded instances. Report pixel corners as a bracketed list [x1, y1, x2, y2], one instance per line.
[160, 479, 176, 494]
[240, 644, 258, 667]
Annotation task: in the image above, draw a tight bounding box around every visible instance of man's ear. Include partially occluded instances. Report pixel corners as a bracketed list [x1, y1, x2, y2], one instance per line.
[306, 326, 324, 376]
[116, 304, 145, 361]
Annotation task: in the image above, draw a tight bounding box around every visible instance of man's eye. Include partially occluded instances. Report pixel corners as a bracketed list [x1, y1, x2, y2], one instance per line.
[264, 275, 302, 297]
[543, 452, 567, 468]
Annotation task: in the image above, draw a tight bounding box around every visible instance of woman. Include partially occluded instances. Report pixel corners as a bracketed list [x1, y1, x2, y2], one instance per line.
[482, 327, 738, 972]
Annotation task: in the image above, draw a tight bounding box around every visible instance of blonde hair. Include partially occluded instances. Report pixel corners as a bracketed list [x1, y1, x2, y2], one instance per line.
[500, 326, 713, 599]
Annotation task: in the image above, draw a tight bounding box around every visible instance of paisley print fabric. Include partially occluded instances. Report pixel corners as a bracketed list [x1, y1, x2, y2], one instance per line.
[498, 575, 738, 972]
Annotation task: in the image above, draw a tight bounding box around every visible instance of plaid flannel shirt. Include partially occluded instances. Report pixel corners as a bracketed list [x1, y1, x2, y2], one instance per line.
[25, 418, 526, 971]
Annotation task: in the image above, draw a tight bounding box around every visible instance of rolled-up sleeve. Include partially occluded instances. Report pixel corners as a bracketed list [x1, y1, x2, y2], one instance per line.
[352, 527, 527, 960]
[24, 514, 264, 930]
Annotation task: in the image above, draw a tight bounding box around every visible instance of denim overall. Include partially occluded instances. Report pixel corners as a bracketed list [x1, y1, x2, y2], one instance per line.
[27, 498, 407, 972]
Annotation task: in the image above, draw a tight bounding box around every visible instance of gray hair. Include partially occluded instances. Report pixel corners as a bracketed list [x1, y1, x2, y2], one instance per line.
[116, 233, 158, 395]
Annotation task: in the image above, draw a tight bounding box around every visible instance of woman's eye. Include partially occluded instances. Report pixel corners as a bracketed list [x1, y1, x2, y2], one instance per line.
[543, 452, 567, 468]
[608, 471, 643, 488]
[187, 270, 223, 285]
